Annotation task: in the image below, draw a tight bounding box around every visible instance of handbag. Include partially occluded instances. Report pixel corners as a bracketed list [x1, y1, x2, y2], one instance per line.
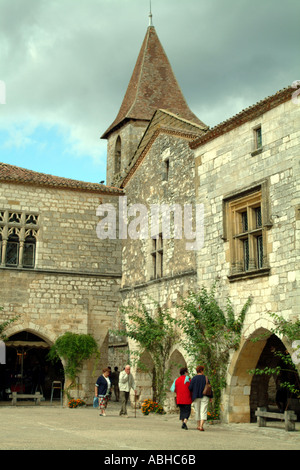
[93, 396, 99, 408]
[203, 376, 212, 397]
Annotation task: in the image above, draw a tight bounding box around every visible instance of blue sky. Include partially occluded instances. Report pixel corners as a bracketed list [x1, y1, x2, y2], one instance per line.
[0, 0, 299, 184]
[0, 124, 106, 182]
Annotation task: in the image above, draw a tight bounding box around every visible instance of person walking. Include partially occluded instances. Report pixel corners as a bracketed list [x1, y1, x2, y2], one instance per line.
[189, 365, 213, 431]
[174, 367, 192, 430]
[118, 365, 137, 417]
[110, 366, 120, 401]
[95, 368, 111, 416]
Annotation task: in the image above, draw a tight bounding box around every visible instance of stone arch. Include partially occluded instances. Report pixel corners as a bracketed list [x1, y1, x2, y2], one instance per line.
[249, 333, 300, 421]
[168, 347, 188, 387]
[165, 347, 188, 412]
[5, 321, 57, 346]
[2, 323, 64, 401]
[225, 326, 272, 423]
[225, 322, 300, 423]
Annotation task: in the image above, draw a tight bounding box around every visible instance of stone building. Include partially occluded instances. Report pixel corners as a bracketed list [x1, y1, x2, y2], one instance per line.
[0, 19, 299, 422]
[102, 24, 208, 405]
[0, 164, 123, 400]
[102, 23, 300, 419]
[191, 87, 300, 422]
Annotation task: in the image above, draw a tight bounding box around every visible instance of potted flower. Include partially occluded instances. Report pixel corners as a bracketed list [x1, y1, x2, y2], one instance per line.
[68, 398, 86, 408]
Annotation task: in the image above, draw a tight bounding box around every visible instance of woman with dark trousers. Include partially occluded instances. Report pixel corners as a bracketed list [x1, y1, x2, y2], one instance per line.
[174, 367, 192, 430]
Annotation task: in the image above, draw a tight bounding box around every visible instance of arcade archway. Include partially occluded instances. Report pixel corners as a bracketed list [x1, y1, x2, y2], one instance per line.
[250, 334, 300, 421]
[168, 349, 187, 387]
[165, 349, 187, 411]
[0, 330, 64, 401]
[227, 329, 300, 423]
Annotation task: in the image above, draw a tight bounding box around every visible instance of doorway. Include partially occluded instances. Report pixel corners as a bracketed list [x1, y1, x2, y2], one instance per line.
[0, 330, 64, 401]
[250, 334, 300, 421]
[227, 328, 300, 423]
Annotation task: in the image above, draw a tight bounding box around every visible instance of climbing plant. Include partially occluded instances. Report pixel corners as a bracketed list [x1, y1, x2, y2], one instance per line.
[175, 283, 252, 415]
[112, 300, 179, 405]
[48, 332, 100, 392]
[0, 309, 20, 341]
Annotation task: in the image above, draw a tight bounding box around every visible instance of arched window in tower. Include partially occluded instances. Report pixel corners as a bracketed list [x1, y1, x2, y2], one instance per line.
[114, 136, 121, 175]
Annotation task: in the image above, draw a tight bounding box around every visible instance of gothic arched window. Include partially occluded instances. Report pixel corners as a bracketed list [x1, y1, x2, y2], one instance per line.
[0, 210, 39, 268]
[6, 228, 19, 267]
[23, 230, 37, 268]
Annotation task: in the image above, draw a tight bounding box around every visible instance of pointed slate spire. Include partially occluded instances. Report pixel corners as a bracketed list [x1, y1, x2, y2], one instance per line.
[101, 25, 206, 139]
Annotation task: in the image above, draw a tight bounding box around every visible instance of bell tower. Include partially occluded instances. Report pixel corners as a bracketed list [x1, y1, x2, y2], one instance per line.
[101, 15, 205, 187]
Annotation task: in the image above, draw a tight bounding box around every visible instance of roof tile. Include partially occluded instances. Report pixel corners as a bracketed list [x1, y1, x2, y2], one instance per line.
[0, 162, 123, 194]
[102, 26, 206, 138]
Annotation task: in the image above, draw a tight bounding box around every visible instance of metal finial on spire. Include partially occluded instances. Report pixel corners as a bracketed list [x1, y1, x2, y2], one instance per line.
[149, 0, 153, 26]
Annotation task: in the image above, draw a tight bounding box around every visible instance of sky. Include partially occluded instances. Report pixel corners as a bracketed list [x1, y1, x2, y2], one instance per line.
[0, 0, 299, 184]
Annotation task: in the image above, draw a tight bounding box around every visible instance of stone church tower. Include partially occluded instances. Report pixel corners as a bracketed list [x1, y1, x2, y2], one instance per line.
[102, 23, 206, 187]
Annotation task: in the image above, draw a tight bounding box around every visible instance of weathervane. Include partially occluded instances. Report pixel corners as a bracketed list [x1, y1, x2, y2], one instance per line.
[149, 0, 153, 26]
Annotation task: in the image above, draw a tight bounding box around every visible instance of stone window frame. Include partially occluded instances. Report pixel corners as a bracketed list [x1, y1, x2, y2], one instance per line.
[162, 151, 170, 182]
[114, 135, 121, 175]
[164, 158, 170, 180]
[251, 124, 263, 156]
[222, 181, 272, 282]
[150, 232, 163, 280]
[0, 210, 39, 269]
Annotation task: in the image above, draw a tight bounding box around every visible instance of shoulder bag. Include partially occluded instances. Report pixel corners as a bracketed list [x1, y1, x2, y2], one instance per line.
[203, 375, 212, 397]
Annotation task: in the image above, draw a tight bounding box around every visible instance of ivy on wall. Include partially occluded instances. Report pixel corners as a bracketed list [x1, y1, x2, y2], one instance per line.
[175, 283, 252, 415]
[48, 332, 100, 394]
[112, 300, 179, 405]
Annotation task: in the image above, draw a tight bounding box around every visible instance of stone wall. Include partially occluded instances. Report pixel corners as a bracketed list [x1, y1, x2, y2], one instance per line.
[121, 132, 198, 289]
[106, 121, 148, 186]
[117, 128, 199, 404]
[193, 96, 300, 422]
[0, 182, 122, 401]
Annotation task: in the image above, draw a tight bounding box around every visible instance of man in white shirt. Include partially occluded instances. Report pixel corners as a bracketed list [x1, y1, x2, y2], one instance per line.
[119, 365, 137, 416]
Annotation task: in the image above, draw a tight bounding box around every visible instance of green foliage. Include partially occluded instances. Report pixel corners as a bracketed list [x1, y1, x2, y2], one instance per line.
[0, 309, 20, 341]
[267, 312, 300, 342]
[48, 332, 100, 383]
[175, 283, 252, 414]
[112, 300, 179, 405]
